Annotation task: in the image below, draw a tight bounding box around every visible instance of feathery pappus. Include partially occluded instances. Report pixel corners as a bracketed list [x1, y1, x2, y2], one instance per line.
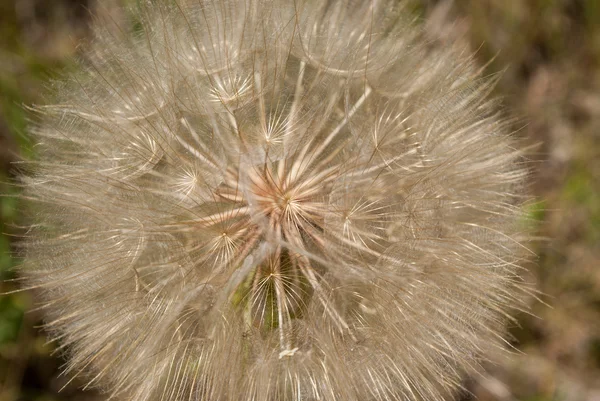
[19, 0, 531, 400]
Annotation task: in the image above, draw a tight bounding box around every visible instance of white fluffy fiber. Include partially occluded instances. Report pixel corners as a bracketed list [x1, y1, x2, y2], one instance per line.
[21, 1, 530, 400]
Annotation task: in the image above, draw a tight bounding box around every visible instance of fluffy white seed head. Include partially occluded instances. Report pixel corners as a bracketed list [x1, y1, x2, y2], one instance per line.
[20, 1, 530, 400]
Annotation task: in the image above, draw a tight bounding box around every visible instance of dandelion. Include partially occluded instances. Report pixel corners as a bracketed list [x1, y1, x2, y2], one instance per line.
[19, 0, 530, 400]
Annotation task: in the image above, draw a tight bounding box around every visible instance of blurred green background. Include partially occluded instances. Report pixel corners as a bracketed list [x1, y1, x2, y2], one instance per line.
[1, 0, 599, 400]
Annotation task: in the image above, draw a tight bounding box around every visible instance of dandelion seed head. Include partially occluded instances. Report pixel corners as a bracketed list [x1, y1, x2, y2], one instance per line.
[20, 0, 531, 400]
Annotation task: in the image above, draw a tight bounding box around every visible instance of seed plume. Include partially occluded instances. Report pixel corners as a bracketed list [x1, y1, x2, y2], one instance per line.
[19, 0, 531, 400]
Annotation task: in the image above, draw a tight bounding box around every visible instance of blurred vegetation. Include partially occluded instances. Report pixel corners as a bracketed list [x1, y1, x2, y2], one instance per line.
[1, 0, 599, 400]
[434, 1, 600, 400]
[0, 2, 99, 400]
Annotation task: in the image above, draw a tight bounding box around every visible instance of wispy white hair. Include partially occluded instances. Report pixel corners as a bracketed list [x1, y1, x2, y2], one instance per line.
[20, 0, 531, 400]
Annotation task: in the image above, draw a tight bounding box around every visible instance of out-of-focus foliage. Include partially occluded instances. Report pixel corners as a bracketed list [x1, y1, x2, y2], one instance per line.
[1, 0, 599, 400]
[0, 2, 98, 400]
[442, 1, 600, 400]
